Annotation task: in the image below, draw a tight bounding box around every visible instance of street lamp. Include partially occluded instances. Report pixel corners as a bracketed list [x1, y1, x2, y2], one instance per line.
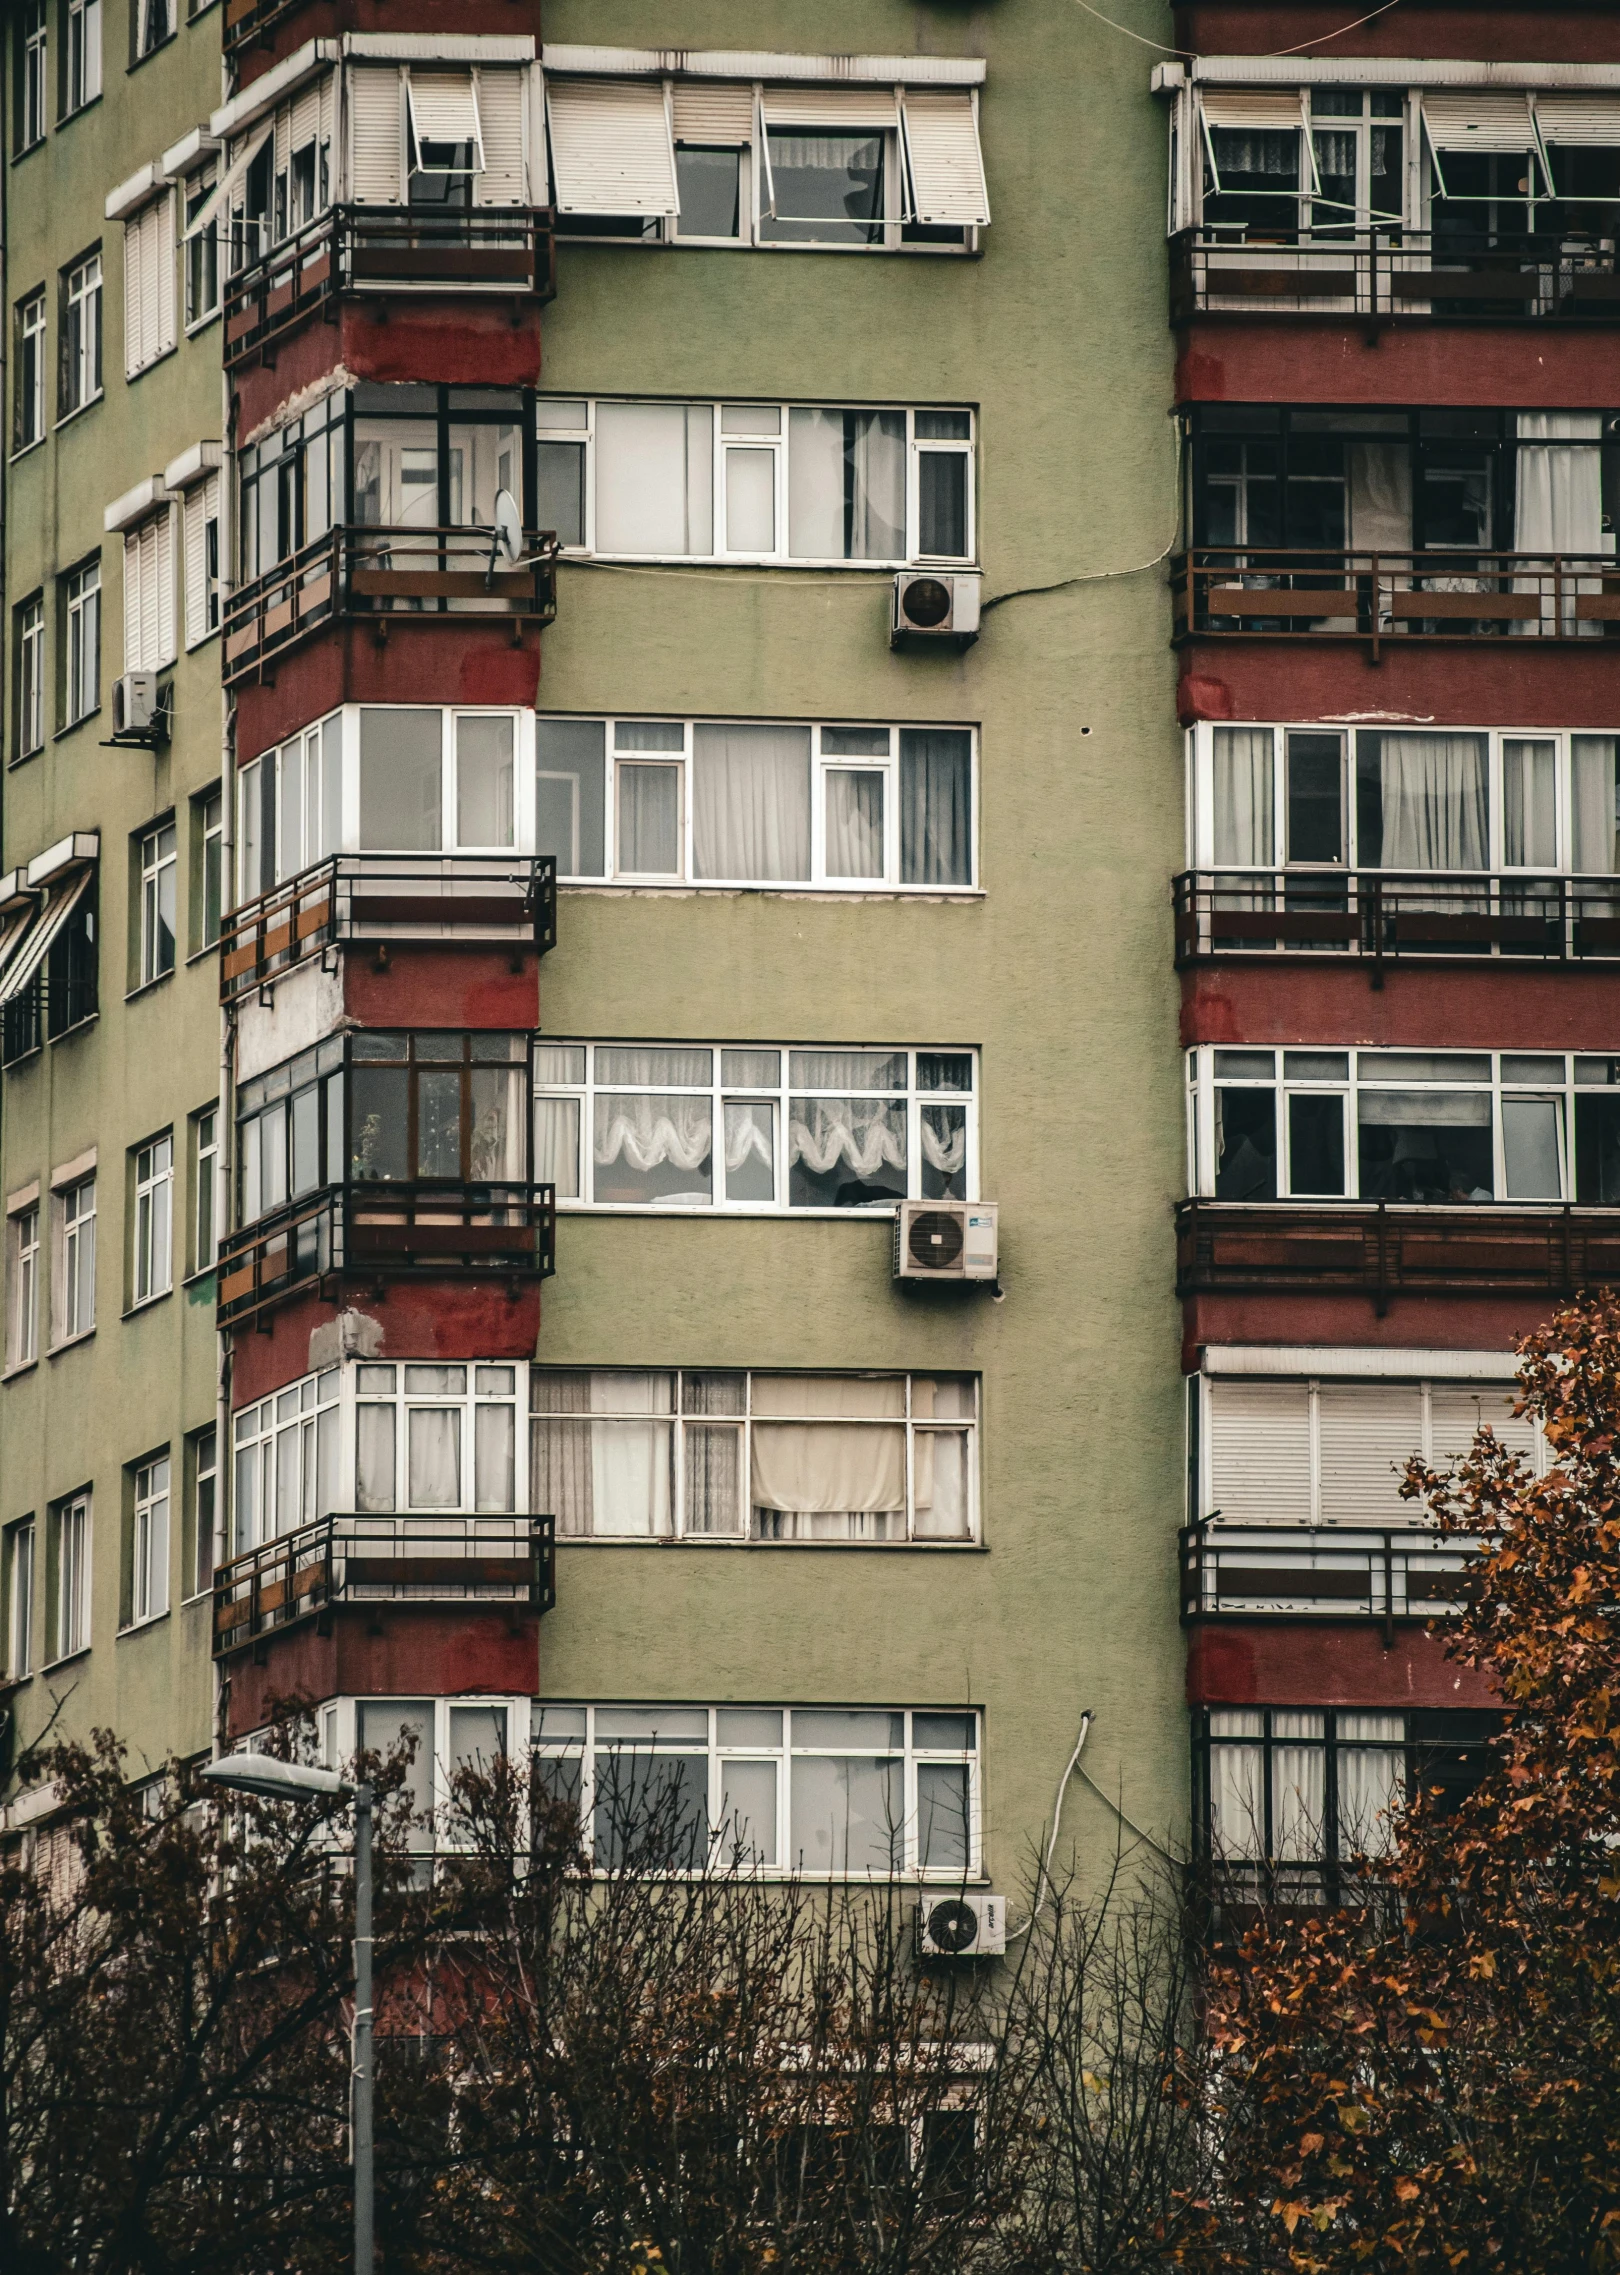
[201, 1756, 375, 2275]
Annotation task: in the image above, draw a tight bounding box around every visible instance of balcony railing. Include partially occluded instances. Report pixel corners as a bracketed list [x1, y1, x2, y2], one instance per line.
[1177, 1198, 1620, 1307]
[0, 966, 98, 1069]
[218, 854, 558, 1003]
[1172, 228, 1620, 324]
[222, 525, 558, 684]
[213, 1512, 557, 1658]
[1180, 1517, 1480, 1637]
[223, 0, 305, 54]
[216, 1180, 556, 1328]
[1172, 549, 1620, 656]
[224, 205, 556, 365]
[1174, 870, 1620, 976]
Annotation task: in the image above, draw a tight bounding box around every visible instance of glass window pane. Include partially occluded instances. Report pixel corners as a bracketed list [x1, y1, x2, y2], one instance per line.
[455, 716, 514, 847]
[407, 1408, 461, 1506]
[535, 1096, 581, 1198]
[792, 1709, 905, 1747]
[789, 1752, 902, 1873]
[722, 1048, 781, 1085]
[1576, 1094, 1620, 1205]
[1572, 736, 1620, 875]
[692, 724, 811, 883]
[914, 1711, 975, 1750]
[417, 1071, 463, 1178]
[358, 1701, 433, 1838]
[594, 1093, 712, 1206]
[597, 1047, 712, 1085]
[594, 1748, 708, 1869]
[788, 408, 905, 561]
[351, 1067, 410, 1181]
[1358, 1091, 1494, 1202]
[1287, 1093, 1346, 1196]
[537, 718, 607, 877]
[474, 1403, 515, 1512]
[676, 147, 742, 238]
[536, 441, 585, 546]
[595, 401, 714, 556]
[917, 1761, 970, 1872]
[718, 1707, 783, 1745]
[684, 1422, 743, 1533]
[717, 1757, 777, 1864]
[724, 1100, 776, 1203]
[618, 764, 682, 876]
[359, 710, 442, 850]
[913, 1428, 971, 1538]
[763, 132, 884, 246]
[1215, 1087, 1277, 1201]
[1502, 1096, 1564, 1200]
[1355, 732, 1488, 871]
[789, 1097, 905, 1208]
[920, 1103, 966, 1202]
[917, 451, 968, 558]
[725, 447, 776, 552]
[356, 1405, 396, 1512]
[1285, 733, 1343, 864]
[1503, 739, 1558, 869]
[449, 1704, 507, 1778]
[899, 729, 972, 886]
[825, 769, 885, 879]
[1208, 1739, 1264, 1860]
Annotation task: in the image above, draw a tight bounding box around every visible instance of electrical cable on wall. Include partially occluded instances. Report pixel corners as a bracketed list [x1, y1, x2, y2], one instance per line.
[1064, 0, 1404, 61]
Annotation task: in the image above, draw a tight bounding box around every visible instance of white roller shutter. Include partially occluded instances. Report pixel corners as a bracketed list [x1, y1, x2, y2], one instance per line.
[1535, 94, 1620, 147]
[183, 474, 219, 651]
[124, 511, 175, 673]
[761, 85, 900, 129]
[1317, 1384, 1424, 1527]
[407, 70, 484, 168]
[901, 89, 990, 228]
[350, 66, 404, 205]
[290, 77, 322, 159]
[546, 76, 678, 216]
[1200, 90, 1308, 131]
[124, 196, 176, 377]
[1430, 1382, 1542, 1473]
[1422, 92, 1536, 153]
[474, 68, 527, 205]
[1208, 1380, 1312, 1526]
[671, 80, 754, 144]
[273, 96, 292, 183]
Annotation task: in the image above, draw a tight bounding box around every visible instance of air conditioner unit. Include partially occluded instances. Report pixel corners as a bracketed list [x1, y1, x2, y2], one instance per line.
[111, 672, 167, 743]
[917, 1892, 1006, 1959]
[891, 570, 981, 649]
[893, 1200, 999, 1283]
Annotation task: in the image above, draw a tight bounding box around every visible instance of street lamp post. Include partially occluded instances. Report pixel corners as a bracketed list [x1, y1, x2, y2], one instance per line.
[201, 1755, 376, 2275]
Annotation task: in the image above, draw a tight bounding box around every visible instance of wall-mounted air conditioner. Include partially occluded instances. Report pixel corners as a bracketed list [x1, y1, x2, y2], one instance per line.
[917, 1892, 1006, 1958]
[893, 1200, 999, 1283]
[891, 570, 981, 649]
[110, 672, 169, 745]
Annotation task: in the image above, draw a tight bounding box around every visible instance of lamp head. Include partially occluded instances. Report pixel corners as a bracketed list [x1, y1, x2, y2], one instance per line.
[201, 1756, 351, 1804]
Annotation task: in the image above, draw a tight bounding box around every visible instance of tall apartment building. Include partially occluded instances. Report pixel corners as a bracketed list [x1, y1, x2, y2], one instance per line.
[0, 0, 1191, 1904]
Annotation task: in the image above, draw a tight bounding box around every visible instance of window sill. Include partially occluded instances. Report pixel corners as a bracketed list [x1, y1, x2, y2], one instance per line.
[41, 1647, 90, 1673]
[1, 1358, 39, 1384]
[185, 938, 221, 967]
[57, 95, 103, 129]
[54, 394, 105, 434]
[47, 1328, 96, 1359]
[122, 1289, 173, 1322]
[558, 550, 978, 574]
[181, 1587, 213, 1608]
[54, 709, 102, 741]
[556, 1536, 986, 1550]
[183, 626, 221, 655]
[558, 880, 983, 901]
[9, 438, 46, 467]
[128, 32, 179, 69]
[126, 343, 179, 384]
[181, 1264, 216, 1290]
[117, 1610, 170, 1639]
[8, 745, 44, 772]
[124, 972, 176, 1004]
[1, 1670, 33, 1691]
[11, 138, 46, 167]
[183, 309, 221, 340]
[554, 1203, 975, 1222]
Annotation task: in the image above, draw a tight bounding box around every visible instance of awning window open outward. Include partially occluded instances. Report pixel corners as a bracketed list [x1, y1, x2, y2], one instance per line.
[0, 868, 94, 1008]
[1198, 89, 1319, 198]
[900, 90, 990, 228]
[406, 72, 485, 174]
[185, 124, 271, 241]
[1421, 92, 1548, 198]
[546, 76, 679, 217]
[0, 893, 39, 998]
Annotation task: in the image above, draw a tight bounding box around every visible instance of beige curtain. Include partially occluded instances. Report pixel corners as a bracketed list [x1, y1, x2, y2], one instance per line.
[751, 1375, 905, 1516]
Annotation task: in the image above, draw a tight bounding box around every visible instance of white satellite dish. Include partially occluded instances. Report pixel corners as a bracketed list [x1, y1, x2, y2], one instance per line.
[492, 488, 522, 564]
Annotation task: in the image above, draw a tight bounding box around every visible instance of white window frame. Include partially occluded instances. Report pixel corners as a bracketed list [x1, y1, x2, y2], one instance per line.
[19, 4, 46, 151]
[60, 250, 102, 418]
[315, 1693, 527, 1853]
[135, 0, 172, 60]
[65, 558, 101, 723]
[191, 1105, 218, 1274]
[532, 1367, 980, 1545]
[129, 1452, 170, 1627]
[132, 1130, 173, 1306]
[352, 1361, 525, 1522]
[52, 1492, 91, 1662]
[532, 1703, 983, 1880]
[181, 472, 221, 649]
[66, 0, 101, 116]
[6, 1518, 35, 1678]
[17, 594, 45, 756]
[15, 292, 46, 452]
[188, 1423, 217, 1601]
[55, 1172, 96, 1344]
[137, 820, 177, 987]
[535, 398, 976, 567]
[198, 786, 223, 947]
[183, 165, 221, 330]
[232, 1368, 342, 1554]
[6, 1202, 40, 1371]
[535, 1043, 978, 1216]
[1189, 1043, 1620, 1206]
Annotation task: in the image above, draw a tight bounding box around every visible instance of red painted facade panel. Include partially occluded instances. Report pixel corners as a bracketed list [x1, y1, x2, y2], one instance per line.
[223, 1609, 542, 1740]
[1186, 1620, 1500, 1711]
[1178, 643, 1620, 730]
[1173, 6, 1620, 64]
[230, 1285, 542, 1407]
[1182, 1293, 1541, 1371]
[237, 2, 544, 89]
[235, 624, 542, 761]
[1176, 324, 1620, 412]
[343, 944, 540, 1031]
[233, 303, 543, 439]
[1181, 964, 1620, 1051]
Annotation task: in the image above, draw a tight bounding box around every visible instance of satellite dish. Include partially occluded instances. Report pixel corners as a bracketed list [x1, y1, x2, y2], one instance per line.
[492, 488, 522, 565]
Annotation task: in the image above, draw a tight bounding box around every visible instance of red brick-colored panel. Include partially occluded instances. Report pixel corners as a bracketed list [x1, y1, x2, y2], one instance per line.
[230, 1283, 541, 1406]
[1181, 965, 1620, 1053]
[343, 943, 539, 1030]
[236, 623, 542, 760]
[1186, 1620, 1499, 1712]
[1181, 1293, 1546, 1373]
[1177, 324, 1620, 411]
[1178, 642, 1620, 732]
[223, 1607, 541, 1741]
[1173, 6, 1620, 64]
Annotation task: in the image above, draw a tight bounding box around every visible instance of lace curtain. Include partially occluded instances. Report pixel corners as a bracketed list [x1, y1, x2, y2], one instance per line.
[1573, 734, 1620, 874]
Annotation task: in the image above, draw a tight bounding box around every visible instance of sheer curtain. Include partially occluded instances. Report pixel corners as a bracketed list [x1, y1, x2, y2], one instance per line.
[1335, 1715, 1405, 1858]
[899, 729, 972, 885]
[595, 401, 714, 555]
[531, 1372, 673, 1537]
[788, 408, 905, 560]
[825, 770, 885, 877]
[1572, 735, 1620, 875]
[751, 1375, 906, 1539]
[1502, 738, 1558, 868]
[1516, 412, 1604, 633]
[407, 1408, 461, 1507]
[1365, 732, 1488, 869]
[1207, 1712, 1265, 1861]
[1348, 441, 1412, 552]
[691, 723, 811, 881]
[1212, 726, 1275, 865]
[1270, 1712, 1327, 1863]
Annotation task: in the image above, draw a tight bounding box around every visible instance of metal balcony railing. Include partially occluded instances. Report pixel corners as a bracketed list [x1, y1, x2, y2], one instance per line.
[1173, 871, 1620, 976]
[1180, 1517, 1481, 1637]
[1172, 228, 1620, 323]
[216, 1180, 556, 1327]
[223, 0, 306, 55]
[1172, 549, 1620, 656]
[218, 854, 558, 1003]
[1177, 1198, 1620, 1309]
[213, 1512, 557, 1659]
[0, 966, 97, 1069]
[224, 205, 556, 364]
[222, 525, 558, 684]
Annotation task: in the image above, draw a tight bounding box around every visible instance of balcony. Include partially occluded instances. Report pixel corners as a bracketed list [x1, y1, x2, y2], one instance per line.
[1180, 1518, 1479, 1637]
[1174, 871, 1620, 978]
[1172, 230, 1620, 325]
[216, 1180, 556, 1328]
[222, 527, 559, 686]
[219, 854, 558, 1004]
[224, 206, 557, 368]
[0, 962, 97, 1069]
[212, 1513, 556, 1659]
[1173, 550, 1620, 656]
[1177, 1198, 1620, 1306]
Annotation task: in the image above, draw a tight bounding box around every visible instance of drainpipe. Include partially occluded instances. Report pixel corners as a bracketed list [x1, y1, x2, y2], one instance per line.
[213, 254, 237, 1748]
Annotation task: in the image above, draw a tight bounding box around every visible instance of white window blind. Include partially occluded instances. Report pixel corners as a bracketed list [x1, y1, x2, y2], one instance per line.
[1316, 1384, 1423, 1527]
[1208, 1380, 1311, 1525]
[124, 511, 175, 673]
[1430, 1383, 1539, 1469]
[183, 474, 220, 650]
[1535, 94, 1620, 157]
[761, 86, 900, 129]
[123, 195, 176, 377]
[350, 66, 404, 204]
[1421, 91, 1537, 154]
[671, 81, 754, 144]
[546, 76, 679, 216]
[474, 69, 527, 206]
[407, 71, 485, 168]
[1199, 90, 1307, 131]
[901, 89, 990, 227]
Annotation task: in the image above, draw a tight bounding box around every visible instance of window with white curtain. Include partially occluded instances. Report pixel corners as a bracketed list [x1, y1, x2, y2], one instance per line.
[1189, 1044, 1620, 1206]
[535, 716, 974, 888]
[1192, 722, 1620, 877]
[535, 1045, 975, 1214]
[530, 1369, 977, 1543]
[232, 1370, 340, 1552]
[535, 399, 974, 564]
[51, 1492, 91, 1662]
[315, 1694, 525, 1861]
[128, 1453, 170, 1627]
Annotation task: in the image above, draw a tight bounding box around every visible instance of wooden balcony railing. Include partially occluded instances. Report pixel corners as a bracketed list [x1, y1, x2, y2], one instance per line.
[1172, 228, 1620, 324]
[1177, 1198, 1620, 1308]
[1172, 549, 1620, 657]
[213, 1512, 557, 1659]
[1180, 1518, 1480, 1639]
[216, 1180, 556, 1327]
[1174, 870, 1620, 979]
[222, 525, 558, 684]
[218, 854, 558, 1003]
[224, 205, 556, 365]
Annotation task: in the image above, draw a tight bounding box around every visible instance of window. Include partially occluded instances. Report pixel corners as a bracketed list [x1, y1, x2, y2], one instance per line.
[533, 1704, 981, 1877]
[182, 474, 220, 647]
[124, 510, 176, 674]
[17, 4, 46, 151]
[59, 250, 102, 417]
[190, 1106, 217, 1272]
[354, 1363, 519, 1517]
[128, 1452, 169, 1625]
[1195, 89, 1404, 241]
[15, 597, 45, 759]
[55, 1173, 95, 1341]
[236, 713, 343, 896]
[133, 0, 171, 60]
[194, 787, 222, 949]
[136, 821, 176, 987]
[63, 558, 101, 723]
[534, 1046, 975, 1214]
[50, 1492, 91, 1660]
[234, 1038, 344, 1227]
[6, 1204, 40, 1370]
[14, 293, 46, 451]
[65, 0, 101, 115]
[183, 167, 218, 326]
[186, 1424, 216, 1599]
[532, 1369, 977, 1543]
[536, 716, 974, 888]
[312, 1694, 524, 1861]
[535, 399, 974, 565]
[5, 1520, 35, 1678]
[123, 194, 176, 376]
[1189, 1046, 1620, 1206]
[232, 1371, 339, 1552]
[131, 1132, 172, 1304]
